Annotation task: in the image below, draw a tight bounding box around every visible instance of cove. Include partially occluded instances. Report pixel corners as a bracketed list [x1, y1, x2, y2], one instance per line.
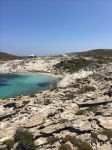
[0, 72, 57, 99]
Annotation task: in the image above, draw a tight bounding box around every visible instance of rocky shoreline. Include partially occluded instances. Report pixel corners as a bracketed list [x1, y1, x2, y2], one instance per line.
[0, 56, 112, 150]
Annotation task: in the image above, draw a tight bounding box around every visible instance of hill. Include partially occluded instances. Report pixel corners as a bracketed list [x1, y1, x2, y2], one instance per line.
[0, 51, 21, 61]
[78, 49, 112, 57]
[68, 49, 112, 57]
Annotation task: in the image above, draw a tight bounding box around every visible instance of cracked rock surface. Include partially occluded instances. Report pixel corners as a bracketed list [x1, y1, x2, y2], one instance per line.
[0, 56, 112, 150]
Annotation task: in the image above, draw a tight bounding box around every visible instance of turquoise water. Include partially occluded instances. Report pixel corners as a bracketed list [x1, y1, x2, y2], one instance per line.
[0, 73, 56, 99]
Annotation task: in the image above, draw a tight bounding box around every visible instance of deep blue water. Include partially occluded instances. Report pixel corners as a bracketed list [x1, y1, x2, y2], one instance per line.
[0, 73, 56, 99]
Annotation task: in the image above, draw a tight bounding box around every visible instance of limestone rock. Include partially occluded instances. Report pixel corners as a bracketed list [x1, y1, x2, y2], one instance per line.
[97, 134, 108, 142]
[96, 116, 112, 129]
[98, 143, 112, 150]
[22, 114, 45, 128]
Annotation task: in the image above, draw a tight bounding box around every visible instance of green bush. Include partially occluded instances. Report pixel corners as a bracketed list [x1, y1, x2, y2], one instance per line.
[0, 147, 8, 150]
[29, 93, 36, 97]
[75, 109, 86, 115]
[78, 141, 93, 150]
[66, 93, 74, 100]
[63, 135, 81, 147]
[91, 132, 97, 139]
[95, 57, 112, 64]
[77, 86, 96, 94]
[55, 58, 94, 73]
[63, 135, 72, 143]
[44, 99, 52, 105]
[47, 136, 59, 145]
[3, 139, 15, 150]
[14, 128, 35, 150]
[55, 56, 112, 74]
[58, 143, 72, 150]
[59, 119, 68, 124]
[62, 135, 93, 150]
[100, 129, 112, 138]
[23, 100, 30, 105]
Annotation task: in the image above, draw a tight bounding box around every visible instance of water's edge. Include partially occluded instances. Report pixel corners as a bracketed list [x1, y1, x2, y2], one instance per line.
[0, 72, 58, 100]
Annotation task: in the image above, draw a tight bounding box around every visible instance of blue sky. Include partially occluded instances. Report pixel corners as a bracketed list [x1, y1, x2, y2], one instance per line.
[0, 0, 112, 56]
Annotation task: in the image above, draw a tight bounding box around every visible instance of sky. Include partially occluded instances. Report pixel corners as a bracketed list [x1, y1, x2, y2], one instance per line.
[0, 0, 112, 56]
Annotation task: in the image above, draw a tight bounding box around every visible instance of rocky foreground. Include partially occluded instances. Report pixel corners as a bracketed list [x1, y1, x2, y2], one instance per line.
[0, 55, 112, 150]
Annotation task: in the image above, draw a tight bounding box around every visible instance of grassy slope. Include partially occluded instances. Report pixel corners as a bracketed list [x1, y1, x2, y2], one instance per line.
[78, 49, 112, 57]
[0, 51, 21, 61]
[68, 49, 112, 57]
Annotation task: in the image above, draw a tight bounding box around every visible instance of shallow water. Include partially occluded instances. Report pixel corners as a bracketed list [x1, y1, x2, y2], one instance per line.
[0, 73, 56, 99]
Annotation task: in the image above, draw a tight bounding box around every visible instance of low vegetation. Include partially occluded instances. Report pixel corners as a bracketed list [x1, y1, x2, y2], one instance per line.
[47, 136, 59, 144]
[59, 118, 68, 124]
[14, 128, 35, 150]
[44, 98, 52, 105]
[78, 49, 112, 57]
[3, 128, 35, 150]
[55, 58, 94, 73]
[76, 86, 96, 94]
[3, 139, 15, 150]
[94, 56, 112, 64]
[29, 93, 36, 97]
[23, 100, 30, 105]
[55, 51, 112, 73]
[60, 135, 93, 150]
[58, 143, 72, 150]
[91, 132, 98, 142]
[0, 52, 21, 61]
[100, 129, 112, 138]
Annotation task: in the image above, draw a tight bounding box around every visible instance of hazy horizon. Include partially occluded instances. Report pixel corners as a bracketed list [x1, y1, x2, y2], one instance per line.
[0, 0, 112, 56]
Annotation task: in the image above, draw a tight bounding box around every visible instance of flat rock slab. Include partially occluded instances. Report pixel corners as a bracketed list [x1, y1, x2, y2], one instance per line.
[96, 116, 112, 129]
[40, 124, 65, 135]
[72, 120, 93, 132]
[98, 143, 112, 150]
[22, 114, 45, 128]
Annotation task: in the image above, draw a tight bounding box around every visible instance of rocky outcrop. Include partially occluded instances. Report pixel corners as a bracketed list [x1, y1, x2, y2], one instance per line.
[0, 58, 112, 150]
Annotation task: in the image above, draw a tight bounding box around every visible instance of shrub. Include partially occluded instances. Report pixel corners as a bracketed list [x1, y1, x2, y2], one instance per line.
[23, 100, 30, 106]
[100, 129, 112, 138]
[14, 128, 35, 150]
[54, 58, 94, 73]
[58, 143, 72, 150]
[77, 86, 96, 94]
[29, 93, 36, 97]
[95, 57, 112, 64]
[91, 132, 97, 139]
[63, 135, 81, 147]
[44, 99, 52, 105]
[63, 135, 72, 143]
[47, 136, 59, 145]
[62, 135, 93, 150]
[78, 141, 93, 150]
[3, 139, 15, 150]
[59, 119, 68, 124]
[91, 132, 98, 143]
[66, 92, 74, 100]
[0, 147, 8, 150]
[75, 109, 86, 115]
